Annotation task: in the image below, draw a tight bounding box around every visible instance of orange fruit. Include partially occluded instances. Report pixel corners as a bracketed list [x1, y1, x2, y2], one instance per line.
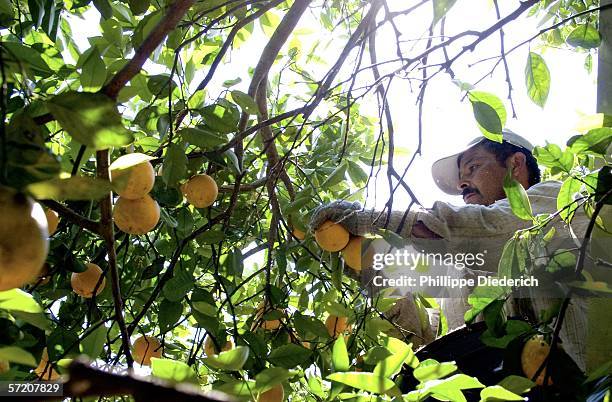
[110, 153, 155, 200]
[34, 348, 60, 380]
[0, 359, 9, 374]
[44, 209, 59, 235]
[315, 220, 349, 252]
[258, 384, 284, 402]
[253, 303, 284, 331]
[521, 335, 553, 386]
[113, 194, 160, 235]
[181, 174, 218, 208]
[0, 187, 48, 291]
[341, 236, 362, 270]
[292, 228, 305, 240]
[71, 262, 106, 298]
[325, 315, 350, 338]
[204, 335, 234, 356]
[133, 335, 162, 366]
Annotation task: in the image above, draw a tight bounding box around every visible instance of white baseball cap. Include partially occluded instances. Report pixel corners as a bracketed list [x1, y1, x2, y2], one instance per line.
[431, 129, 535, 195]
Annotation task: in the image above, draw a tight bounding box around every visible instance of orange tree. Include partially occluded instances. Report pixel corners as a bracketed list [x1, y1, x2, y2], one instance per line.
[0, 0, 611, 401]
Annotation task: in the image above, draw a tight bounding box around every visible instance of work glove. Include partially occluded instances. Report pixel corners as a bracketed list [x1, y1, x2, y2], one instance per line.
[309, 200, 378, 236]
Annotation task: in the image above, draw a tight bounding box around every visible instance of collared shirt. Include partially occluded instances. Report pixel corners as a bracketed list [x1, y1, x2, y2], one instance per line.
[377, 180, 591, 371]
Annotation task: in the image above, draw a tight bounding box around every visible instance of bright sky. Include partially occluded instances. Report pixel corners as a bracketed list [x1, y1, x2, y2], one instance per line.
[66, 1, 597, 211]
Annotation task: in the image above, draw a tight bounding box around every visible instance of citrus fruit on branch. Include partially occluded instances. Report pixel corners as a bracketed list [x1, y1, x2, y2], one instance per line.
[314, 220, 349, 252]
[110, 153, 155, 200]
[204, 334, 234, 356]
[181, 174, 218, 208]
[71, 262, 106, 298]
[521, 335, 553, 386]
[113, 194, 160, 235]
[133, 335, 163, 366]
[0, 186, 48, 291]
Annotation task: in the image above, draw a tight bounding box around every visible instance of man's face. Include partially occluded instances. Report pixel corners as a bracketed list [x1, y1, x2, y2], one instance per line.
[457, 145, 508, 206]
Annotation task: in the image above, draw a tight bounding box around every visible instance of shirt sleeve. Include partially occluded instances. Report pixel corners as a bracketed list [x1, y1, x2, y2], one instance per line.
[380, 181, 563, 243]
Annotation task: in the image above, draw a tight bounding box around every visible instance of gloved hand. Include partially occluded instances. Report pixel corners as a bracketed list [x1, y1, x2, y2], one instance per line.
[309, 200, 378, 236]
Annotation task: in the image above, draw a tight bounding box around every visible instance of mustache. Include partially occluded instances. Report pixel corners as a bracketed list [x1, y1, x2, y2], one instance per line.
[462, 188, 479, 198]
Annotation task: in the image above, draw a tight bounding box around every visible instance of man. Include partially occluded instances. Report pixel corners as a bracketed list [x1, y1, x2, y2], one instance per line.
[310, 129, 589, 371]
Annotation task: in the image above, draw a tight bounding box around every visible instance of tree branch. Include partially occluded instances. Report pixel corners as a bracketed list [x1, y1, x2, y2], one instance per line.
[41, 200, 100, 235]
[27, 358, 234, 402]
[96, 149, 133, 369]
[103, 0, 198, 100]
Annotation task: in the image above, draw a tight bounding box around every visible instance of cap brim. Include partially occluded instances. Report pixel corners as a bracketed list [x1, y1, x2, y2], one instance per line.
[431, 152, 463, 195]
[431, 130, 534, 195]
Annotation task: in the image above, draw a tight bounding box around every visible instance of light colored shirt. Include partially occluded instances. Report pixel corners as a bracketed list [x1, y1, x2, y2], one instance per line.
[375, 180, 590, 371]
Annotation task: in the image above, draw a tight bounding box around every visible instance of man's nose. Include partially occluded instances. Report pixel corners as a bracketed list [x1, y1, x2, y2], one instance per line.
[457, 176, 470, 191]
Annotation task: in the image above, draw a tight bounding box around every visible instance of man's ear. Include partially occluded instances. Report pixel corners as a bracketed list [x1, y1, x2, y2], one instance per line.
[506, 152, 527, 179]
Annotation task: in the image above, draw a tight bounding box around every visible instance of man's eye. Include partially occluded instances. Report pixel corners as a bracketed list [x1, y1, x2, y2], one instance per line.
[469, 164, 479, 172]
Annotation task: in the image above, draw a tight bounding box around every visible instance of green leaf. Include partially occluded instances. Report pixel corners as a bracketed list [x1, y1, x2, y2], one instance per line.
[2, 41, 53, 76]
[363, 347, 393, 366]
[128, 0, 150, 15]
[47, 91, 134, 149]
[12, 310, 50, 330]
[525, 52, 550, 108]
[433, 0, 458, 25]
[566, 24, 601, 49]
[28, 0, 61, 41]
[533, 143, 573, 171]
[497, 375, 535, 394]
[413, 359, 457, 382]
[230, 90, 259, 115]
[480, 385, 525, 401]
[267, 344, 312, 369]
[27, 176, 112, 200]
[0, 289, 43, 313]
[468, 91, 506, 142]
[374, 337, 417, 377]
[214, 379, 257, 397]
[255, 367, 291, 391]
[327, 372, 401, 396]
[0, 346, 37, 367]
[180, 127, 228, 149]
[347, 160, 368, 185]
[557, 177, 582, 223]
[151, 358, 198, 383]
[568, 128, 612, 156]
[147, 74, 177, 98]
[80, 324, 107, 359]
[162, 143, 188, 187]
[80, 47, 107, 92]
[203, 346, 249, 371]
[503, 170, 533, 221]
[497, 238, 518, 279]
[465, 285, 508, 323]
[0, 0, 13, 16]
[294, 313, 330, 341]
[93, 0, 113, 19]
[481, 320, 531, 349]
[332, 336, 350, 372]
[201, 103, 239, 134]
[321, 163, 347, 188]
[158, 300, 183, 333]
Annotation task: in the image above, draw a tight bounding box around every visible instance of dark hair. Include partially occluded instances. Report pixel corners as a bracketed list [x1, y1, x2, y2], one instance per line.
[477, 140, 541, 186]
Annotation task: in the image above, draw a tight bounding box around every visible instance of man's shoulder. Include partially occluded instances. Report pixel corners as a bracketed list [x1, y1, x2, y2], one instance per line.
[526, 180, 562, 196]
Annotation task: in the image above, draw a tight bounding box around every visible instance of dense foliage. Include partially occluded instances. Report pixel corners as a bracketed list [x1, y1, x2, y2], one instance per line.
[0, 0, 610, 401]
